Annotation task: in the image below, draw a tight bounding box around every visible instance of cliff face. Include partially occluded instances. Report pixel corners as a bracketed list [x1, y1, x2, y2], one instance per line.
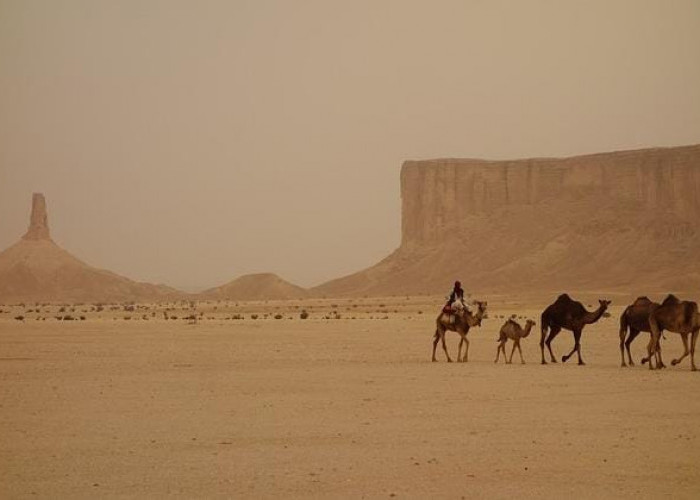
[401, 146, 700, 247]
[314, 144, 700, 296]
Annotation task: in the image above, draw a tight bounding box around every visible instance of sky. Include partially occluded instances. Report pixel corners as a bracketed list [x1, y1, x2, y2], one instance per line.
[1, 0, 699, 290]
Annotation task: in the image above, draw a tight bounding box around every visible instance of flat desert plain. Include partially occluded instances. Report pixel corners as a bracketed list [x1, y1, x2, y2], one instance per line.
[1, 295, 699, 498]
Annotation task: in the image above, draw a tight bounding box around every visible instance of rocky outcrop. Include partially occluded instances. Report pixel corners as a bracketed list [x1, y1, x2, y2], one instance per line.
[22, 193, 51, 241]
[313, 144, 700, 296]
[0, 194, 181, 303]
[201, 273, 307, 301]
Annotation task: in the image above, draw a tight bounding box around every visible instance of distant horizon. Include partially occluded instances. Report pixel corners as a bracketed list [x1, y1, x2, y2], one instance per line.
[4, 141, 700, 295]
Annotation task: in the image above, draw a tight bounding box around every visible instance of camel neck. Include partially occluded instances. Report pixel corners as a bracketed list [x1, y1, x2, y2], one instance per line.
[583, 306, 606, 324]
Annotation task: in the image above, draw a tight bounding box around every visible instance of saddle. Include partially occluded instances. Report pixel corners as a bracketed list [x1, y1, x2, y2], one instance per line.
[442, 305, 458, 324]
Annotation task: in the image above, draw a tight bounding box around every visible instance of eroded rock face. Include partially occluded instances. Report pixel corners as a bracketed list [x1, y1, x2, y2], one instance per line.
[22, 193, 51, 241]
[400, 145, 700, 247]
[313, 144, 700, 296]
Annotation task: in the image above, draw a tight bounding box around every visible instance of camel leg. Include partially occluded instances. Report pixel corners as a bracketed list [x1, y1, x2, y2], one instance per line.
[647, 317, 662, 371]
[575, 330, 585, 365]
[642, 332, 664, 368]
[623, 329, 641, 367]
[672, 333, 690, 367]
[540, 323, 548, 365]
[495, 341, 505, 363]
[508, 341, 517, 364]
[655, 339, 665, 368]
[457, 337, 463, 362]
[432, 329, 440, 362]
[517, 341, 525, 364]
[562, 330, 584, 365]
[462, 337, 470, 363]
[690, 329, 699, 371]
[562, 331, 576, 363]
[619, 325, 628, 367]
[545, 326, 561, 363]
[440, 331, 452, 362]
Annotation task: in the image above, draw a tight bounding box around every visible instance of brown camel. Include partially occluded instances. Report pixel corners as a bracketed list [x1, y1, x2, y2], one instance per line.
[647, 294, 700, 371]
[432, 301, 487, 363]
[495, 318, 535, 364]
[619, 296, 664, 368]
[539, 294, 611, 365]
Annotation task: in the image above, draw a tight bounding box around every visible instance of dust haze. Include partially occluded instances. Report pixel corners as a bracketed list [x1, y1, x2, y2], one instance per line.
[2, 0, 700, 290]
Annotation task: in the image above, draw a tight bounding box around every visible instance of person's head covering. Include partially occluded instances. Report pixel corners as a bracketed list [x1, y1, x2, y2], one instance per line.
[454, 281, 461, 288]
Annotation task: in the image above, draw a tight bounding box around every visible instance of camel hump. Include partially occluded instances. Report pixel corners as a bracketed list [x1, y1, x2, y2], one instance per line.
[633, 296, 651, 305]
[662, 294, 680, 306]
[556, 293, 572, 303]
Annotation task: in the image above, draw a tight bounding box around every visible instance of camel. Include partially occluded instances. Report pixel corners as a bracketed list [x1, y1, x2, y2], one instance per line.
[540, 294, 611, 365]
[432, 301, 487, 363]
[646, 294, 700, 371]
[495, 318, 535, 364]
[619, 296, 664, 368]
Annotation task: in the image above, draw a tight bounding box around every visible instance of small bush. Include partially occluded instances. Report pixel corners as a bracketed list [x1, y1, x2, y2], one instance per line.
[14, 315, 24, 321]
[274, 314, 283, 320]
[300, 310, 309, 319]
[251, 314, 259, 320]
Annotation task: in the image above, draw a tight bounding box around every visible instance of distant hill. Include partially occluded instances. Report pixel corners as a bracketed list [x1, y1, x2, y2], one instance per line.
[312, 144, 700, 296]
[200, 273, 307, 301]
[0, 194, 181, 304]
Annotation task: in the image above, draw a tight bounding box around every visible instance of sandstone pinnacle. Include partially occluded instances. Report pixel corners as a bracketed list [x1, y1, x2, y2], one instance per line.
[22, 193, 51, 241]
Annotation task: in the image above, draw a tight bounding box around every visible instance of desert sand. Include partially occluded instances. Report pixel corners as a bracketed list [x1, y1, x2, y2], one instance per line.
[2, 296, 699, 498]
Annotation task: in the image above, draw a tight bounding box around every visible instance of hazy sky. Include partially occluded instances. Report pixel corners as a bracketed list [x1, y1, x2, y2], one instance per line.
[1, 0, 699, 290]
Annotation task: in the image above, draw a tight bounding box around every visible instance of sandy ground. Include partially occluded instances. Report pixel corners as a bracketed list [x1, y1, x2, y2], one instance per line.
[1, 297, 699, 498]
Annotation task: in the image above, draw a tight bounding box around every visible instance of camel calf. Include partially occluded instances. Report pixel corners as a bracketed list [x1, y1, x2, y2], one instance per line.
[495, 319, 535, 364]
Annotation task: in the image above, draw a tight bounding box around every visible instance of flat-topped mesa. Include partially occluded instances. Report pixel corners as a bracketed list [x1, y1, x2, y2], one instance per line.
[22, 193, 51, 241]
[400, 144, 700, 246]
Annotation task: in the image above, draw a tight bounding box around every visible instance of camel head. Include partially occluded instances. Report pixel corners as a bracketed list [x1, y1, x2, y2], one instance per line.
[525, 319, 536, 328]
[599, 299, 612, 317]
[473, 301, 488, 325]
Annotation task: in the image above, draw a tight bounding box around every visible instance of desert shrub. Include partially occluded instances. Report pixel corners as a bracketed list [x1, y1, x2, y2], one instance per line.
[232, 314, 243, 320]
[63, 315, 75, 321]
[123, 316, 131, 320]
[251, 314, 259, 320]
[300, 310, 309, 319]
[59, 307, 66, 313]
[80, 316, 86, 321]
[274, 314, 283, 320]
[14, 315, 24, 321]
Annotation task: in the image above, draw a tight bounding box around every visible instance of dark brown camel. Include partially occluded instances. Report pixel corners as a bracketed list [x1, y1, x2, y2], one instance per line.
[539, 294, 611, 365]
[647, 294, 700, 371]
[432, 301, 487, 363]
[619, 296, 664, 368]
